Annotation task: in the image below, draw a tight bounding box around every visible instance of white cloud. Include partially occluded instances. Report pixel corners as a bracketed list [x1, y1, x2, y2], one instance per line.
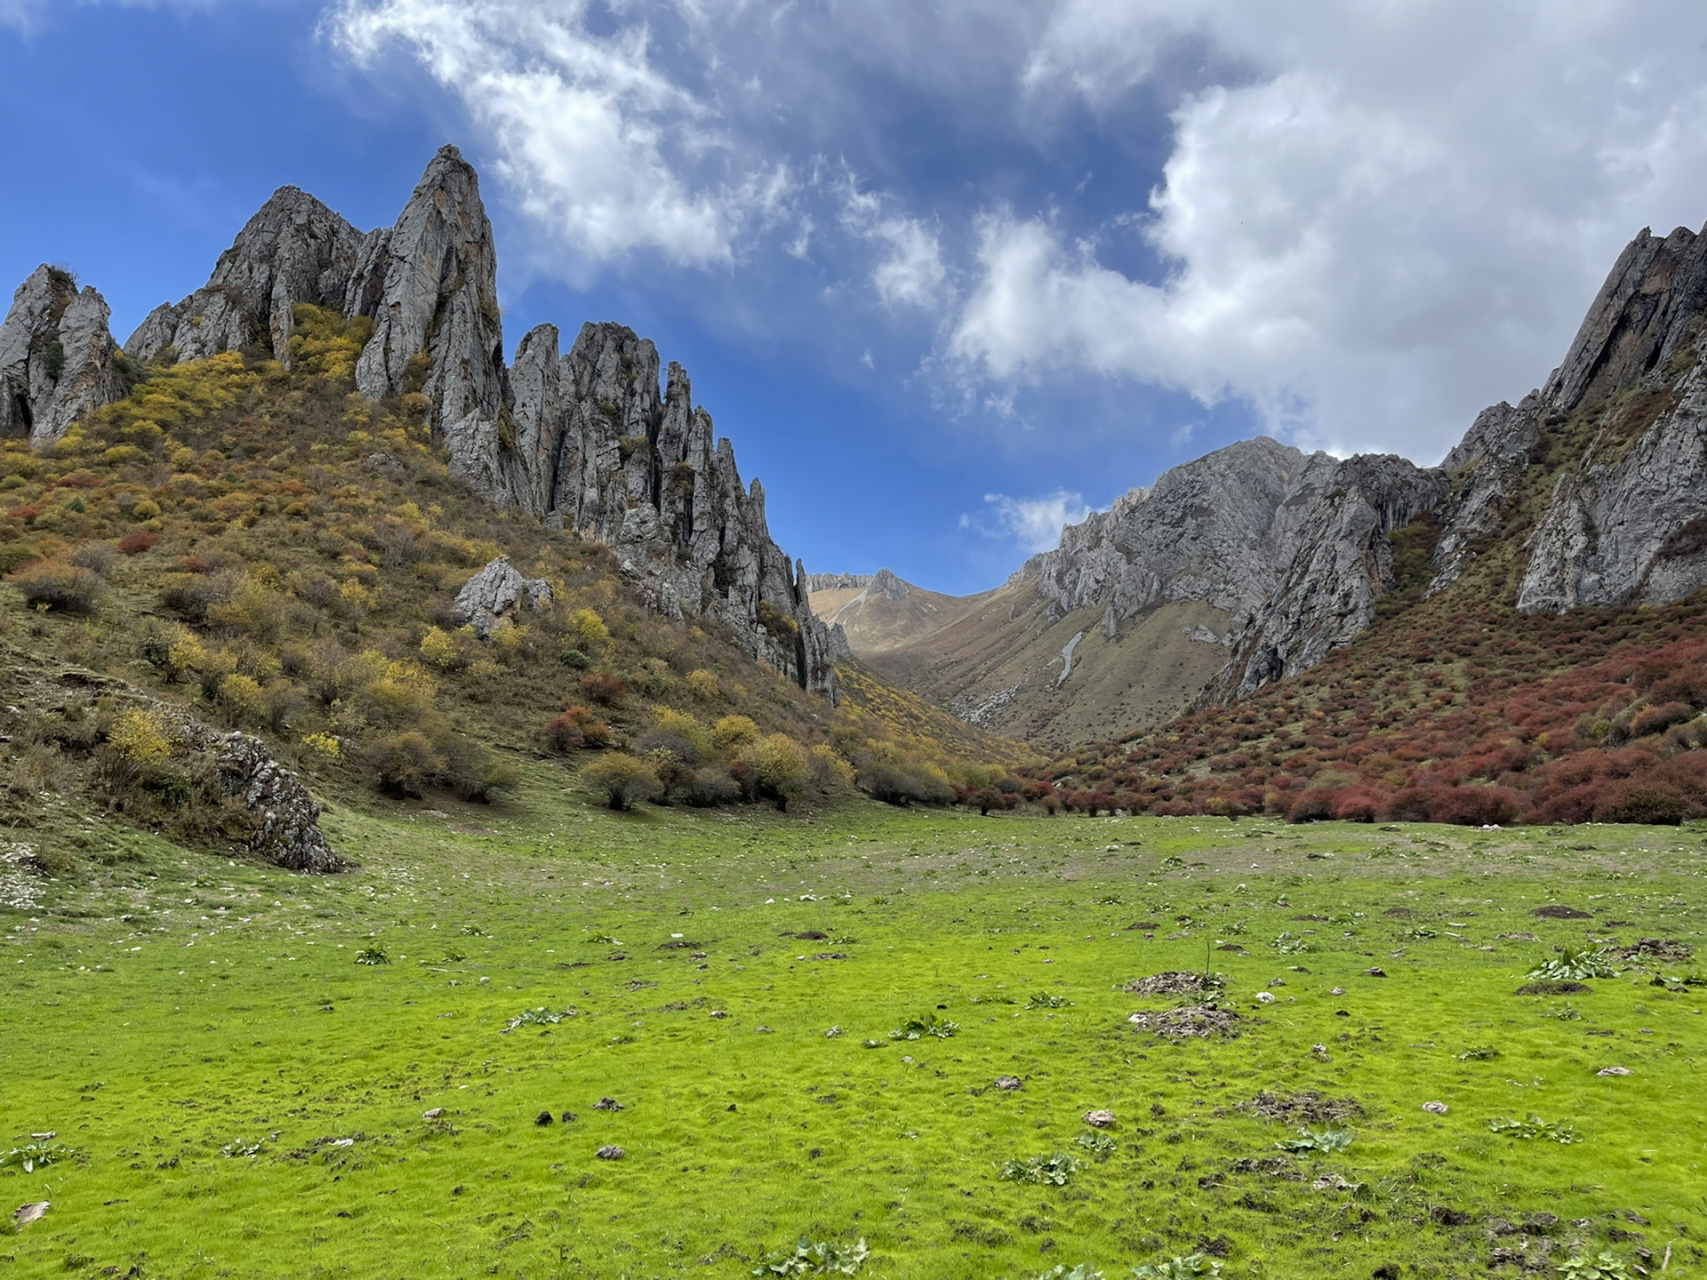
[965, 489, 1096, 554]
[835, 174, 948, 309]
[952, 0, 1707, 461]
[2, 0, 220, 33]
[328, 0, 752, 267]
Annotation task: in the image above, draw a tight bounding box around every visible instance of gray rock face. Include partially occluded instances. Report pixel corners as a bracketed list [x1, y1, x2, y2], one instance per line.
[1013, 437, 1446, 703]
[1541, 224, 1707, 415]
[1024, 438, 1313, 630]
[211, 731, 349, 873]
[869, 567, 910, 601]
[1214, 455, 1448, 697]
[452, 557, 554, 638]
[123, 187, 367, 366]
[352, 145, 507, 499]
[806, 573, 873, 591]
[497, 319, 838, 697]
[1517, 357, 1707, 611]
[1424, 220, 1707, 614]
[1428, 395, 1544, 592]
[0, 266, 129, 446]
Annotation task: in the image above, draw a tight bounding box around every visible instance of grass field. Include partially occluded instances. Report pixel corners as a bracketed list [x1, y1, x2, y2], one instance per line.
[3, 781, 1705, 1279]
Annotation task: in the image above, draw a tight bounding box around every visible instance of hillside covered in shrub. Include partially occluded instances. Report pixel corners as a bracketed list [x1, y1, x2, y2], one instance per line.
[0, 308, 1030, 852]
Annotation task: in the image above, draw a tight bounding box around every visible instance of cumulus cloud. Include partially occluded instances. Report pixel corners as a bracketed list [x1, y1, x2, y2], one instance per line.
[964, 489, 1096, 554]
[953, 0, 1707, 460]
[328, 0, 753, 267]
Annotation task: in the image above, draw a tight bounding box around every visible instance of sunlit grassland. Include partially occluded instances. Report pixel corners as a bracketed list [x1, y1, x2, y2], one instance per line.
[3, 786, 1706, 1278]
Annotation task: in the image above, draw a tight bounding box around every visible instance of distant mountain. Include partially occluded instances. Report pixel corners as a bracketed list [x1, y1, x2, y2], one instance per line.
[822, 218, 1707, 749]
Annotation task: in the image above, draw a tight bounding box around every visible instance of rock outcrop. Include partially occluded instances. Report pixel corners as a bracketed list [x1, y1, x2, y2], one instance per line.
[351, 145, 509, 499]
[124, 187, 368, 367]
[452, 557, 554, 638]
[497, 318, 839, 695]
[1010, 438, 1446, 701]
[206, 730, 349, 873]
[0, 266, 129, 446]
[1212, 455, 1448, 697]
[100, 144, 834, 701]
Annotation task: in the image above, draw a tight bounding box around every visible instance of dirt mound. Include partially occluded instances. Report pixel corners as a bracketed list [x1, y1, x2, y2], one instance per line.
[1123, 971, 1225, 996]
[1240, 1090, 1363, 1125]
[1531, 905, 1592, 919]
[1616, 937, 1695, 963]
[1382, 907, 1415, 919]
[1515, 979, 1592, 995]
[1127, 1006, 1244, 1040]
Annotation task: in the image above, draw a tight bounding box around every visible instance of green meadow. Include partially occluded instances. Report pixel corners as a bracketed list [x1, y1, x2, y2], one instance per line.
[3, 781, 1705, 1279]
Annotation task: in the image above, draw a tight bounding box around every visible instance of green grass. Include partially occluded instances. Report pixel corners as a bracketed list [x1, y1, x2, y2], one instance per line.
[3, 790, 1706, 1278]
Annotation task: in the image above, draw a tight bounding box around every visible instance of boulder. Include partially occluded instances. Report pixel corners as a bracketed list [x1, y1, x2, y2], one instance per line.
[452, 557, 554, 638]
[212, 731, 349, 873]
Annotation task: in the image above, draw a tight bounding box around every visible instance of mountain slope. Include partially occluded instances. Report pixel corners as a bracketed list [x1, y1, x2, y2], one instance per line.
[838, 217, 1707, 752]
[9, 145, 839, 700]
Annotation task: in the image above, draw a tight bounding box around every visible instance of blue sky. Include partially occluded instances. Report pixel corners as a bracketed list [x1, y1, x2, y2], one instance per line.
[5, 1, 1707, 594]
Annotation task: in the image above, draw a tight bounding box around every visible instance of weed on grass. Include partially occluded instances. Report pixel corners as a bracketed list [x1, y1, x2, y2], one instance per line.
[752, 1237, 869, 1276]
[1488, 1114, 1583, 1143]
[1526, 947, 1620, 980]
[1000, 1151, 1084, 1185]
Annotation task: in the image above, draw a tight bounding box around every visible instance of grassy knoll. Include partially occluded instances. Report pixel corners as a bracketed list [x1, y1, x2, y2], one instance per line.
[3, 790, 1705, 1278]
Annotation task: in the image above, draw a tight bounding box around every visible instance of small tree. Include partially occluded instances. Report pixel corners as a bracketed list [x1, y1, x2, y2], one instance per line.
[583, 753, 662, 811]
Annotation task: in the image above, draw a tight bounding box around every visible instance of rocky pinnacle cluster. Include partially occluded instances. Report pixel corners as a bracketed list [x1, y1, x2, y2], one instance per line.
[0, 146, 837, 699]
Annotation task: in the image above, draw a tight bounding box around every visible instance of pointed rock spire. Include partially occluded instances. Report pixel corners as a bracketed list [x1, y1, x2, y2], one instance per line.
[0, 265, 128, 446]
[352, 145, 507, 497]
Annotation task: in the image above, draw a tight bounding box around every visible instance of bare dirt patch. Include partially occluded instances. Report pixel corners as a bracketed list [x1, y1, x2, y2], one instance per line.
[1127, 1006, 1245, 1040]
[1123, 971, 1225, 997]
[1239, 1090, 1363, 1125]
[1531, 905, 1592, 920]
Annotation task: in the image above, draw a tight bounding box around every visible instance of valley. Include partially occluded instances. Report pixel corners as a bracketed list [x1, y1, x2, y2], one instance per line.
[4, 790, 1704, 1279]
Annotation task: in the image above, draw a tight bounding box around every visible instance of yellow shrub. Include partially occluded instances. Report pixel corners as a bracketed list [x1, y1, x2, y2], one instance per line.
[685, 669, 722, 701]
[301, 732, 341, 761]
[218, 673, 265, 718]
[711, 714, 759, 750]
[131, 498, 161, 520]
[418, 626, 466, 671]
[108, 708, 175, 765]
[571, 608, 611, 650]
[808, 744, 856, 791]
[651, 707, 711, 759]
[166, 631, 209, 681]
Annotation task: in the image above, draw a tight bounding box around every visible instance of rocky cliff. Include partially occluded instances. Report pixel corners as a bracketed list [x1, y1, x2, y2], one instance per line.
[4, 145, 836, 701]
[0, 265, 131, 447]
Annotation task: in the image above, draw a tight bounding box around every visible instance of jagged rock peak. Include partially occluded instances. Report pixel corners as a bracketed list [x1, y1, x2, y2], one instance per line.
[1543, 222, 1707, 415]
[353, 144, 507, 498]
[498, 316, 838, 698]
[805, 572, 873, 592]
[125, 186, 367, 367]
[871, 568, 910, 600]
[0, 265, 129, 447]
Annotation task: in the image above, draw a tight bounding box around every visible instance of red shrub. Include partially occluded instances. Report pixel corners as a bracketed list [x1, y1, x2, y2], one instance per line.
[579, 671, 626, 705]
[117, 530, 160, 555]
[544, 704, 611, 751]
[1286, 787, 1339, 824]
[1333, 786, 1391, 823]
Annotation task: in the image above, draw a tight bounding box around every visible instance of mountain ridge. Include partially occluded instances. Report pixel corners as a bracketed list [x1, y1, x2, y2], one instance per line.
[814, 217, 1707, 748]
[2, 145, 839, 702]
